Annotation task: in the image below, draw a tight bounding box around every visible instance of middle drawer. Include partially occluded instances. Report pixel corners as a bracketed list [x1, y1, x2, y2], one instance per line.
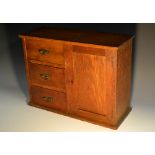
[29, 62, 65, 92]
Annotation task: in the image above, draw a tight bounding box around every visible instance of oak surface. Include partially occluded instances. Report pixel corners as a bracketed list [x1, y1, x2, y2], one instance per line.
[116, 39, 132, 123]
[26, 38, 64, 65]
[29, 62, 65, 91]
[20, 27, 133, 47]
[31, 86, 67, 112]
[72, 51, 107, 116]
[20, 27, 133, 129]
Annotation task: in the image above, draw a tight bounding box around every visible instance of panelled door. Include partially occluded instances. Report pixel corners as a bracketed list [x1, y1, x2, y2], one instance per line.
[65, 44, 116, 122]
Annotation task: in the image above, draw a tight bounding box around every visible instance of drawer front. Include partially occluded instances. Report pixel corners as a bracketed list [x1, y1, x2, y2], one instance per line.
[26, 38, 64, 65]
[29, 62, 65, 91]
[31, 86, 67, 111]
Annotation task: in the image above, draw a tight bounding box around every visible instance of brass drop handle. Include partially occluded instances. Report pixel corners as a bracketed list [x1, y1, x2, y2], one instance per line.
[40, 73, 49, 80]
[42, 96, 53, 102]
[39, 49, 49, 55]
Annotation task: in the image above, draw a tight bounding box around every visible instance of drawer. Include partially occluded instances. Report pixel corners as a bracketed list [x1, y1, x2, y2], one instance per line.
[29, 62, 65, 91]
[26, 38, 64, 65]
[31, 86, 67, 111]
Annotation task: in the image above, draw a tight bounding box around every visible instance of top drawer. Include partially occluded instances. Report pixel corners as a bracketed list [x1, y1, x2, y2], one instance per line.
[25, 38, 64, 65]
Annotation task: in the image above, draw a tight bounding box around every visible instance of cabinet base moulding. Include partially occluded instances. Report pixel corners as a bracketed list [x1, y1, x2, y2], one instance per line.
[28, 101, 132, 130]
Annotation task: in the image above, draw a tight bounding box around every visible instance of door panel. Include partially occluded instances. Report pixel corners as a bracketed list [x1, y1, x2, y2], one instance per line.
[64, 43, 115, 122]
[72, 51, 107, 117]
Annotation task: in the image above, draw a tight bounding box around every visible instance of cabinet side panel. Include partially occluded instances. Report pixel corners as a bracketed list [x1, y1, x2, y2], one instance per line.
[116, 40, 132, 122]
[105, 49, 117, 122]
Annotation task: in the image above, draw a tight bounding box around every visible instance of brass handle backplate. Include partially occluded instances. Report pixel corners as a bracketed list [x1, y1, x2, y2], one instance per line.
[39, 49, 49, 55]
[42, 96, 53, 102]
[40, 73, 49, 80]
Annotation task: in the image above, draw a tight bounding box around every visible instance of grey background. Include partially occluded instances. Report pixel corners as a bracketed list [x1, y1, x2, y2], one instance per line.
[0, 23, 154, 131]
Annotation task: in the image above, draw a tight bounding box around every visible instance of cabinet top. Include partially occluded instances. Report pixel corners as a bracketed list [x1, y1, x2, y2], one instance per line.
[20, 27, 134, 47]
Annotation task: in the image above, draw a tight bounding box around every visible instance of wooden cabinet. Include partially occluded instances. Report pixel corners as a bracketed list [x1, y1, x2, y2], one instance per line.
[20, 27, 133, 129]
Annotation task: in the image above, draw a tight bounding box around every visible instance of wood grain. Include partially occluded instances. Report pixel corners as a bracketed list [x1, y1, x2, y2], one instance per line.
[29, 101, 132, 129]
[29, 62, 65, 91]
[29, 59, 65, 68]
[116, 39, 132, 123]
[72, 45, 105, 56]
[26, 38, 64, 65]
[104, 48, 117, 124]
[20, 27, 133, 47]
[64, 42, 74, 113]
[66, 44, 117, 124]
[72, 52, 107, 116]
[31, 86, 67, 112]
[20, 27, 133, 129]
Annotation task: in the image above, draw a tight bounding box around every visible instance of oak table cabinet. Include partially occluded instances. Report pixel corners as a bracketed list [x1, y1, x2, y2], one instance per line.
[19, 27, 133, 129]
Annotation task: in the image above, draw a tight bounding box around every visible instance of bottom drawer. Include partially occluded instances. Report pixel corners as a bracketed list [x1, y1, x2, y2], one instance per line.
[31, 86, 67, 112]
